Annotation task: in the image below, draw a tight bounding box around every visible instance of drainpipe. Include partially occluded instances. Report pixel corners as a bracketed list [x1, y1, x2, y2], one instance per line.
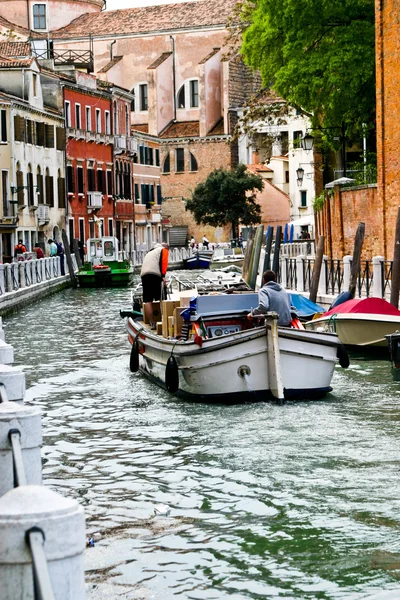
[26, 0, 30, 32]
[170, 36, 176, 121]
[110, 40, 116, 62]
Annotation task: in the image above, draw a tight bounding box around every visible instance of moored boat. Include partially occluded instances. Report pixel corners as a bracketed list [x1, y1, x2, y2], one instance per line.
[183, 250, 213, 270]
[305, 297, 400, 349]
[77, 236, 133, 288]
[125, 292, 348, 401]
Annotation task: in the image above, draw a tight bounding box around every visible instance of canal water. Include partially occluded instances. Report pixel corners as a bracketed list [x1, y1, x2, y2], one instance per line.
[4, 288, 400, 600]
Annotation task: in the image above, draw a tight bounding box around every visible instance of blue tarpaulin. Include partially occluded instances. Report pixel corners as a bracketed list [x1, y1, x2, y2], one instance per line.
[289, 293, 325, 319]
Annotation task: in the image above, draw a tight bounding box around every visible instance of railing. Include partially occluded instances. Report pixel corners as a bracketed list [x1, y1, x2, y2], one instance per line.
[285, 258, 297, 289]
[355, 260, 373, 298]
[33, 48, 93, 70]
[381, 261, 393, 297]
[0, 257, 73, 294]
[114, 135, 127, 151]
[131, 246, 193, 267]
[325, 259, 344, 295]
[303, 258, 315, 291]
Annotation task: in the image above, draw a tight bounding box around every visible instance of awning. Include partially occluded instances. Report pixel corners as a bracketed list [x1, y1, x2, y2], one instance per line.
[325, 177, 355, 189]
[288, 215, 314, 227]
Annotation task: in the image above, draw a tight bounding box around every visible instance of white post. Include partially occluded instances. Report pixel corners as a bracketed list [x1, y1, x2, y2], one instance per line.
[0, 264, 5, 295]
[0, 485, 86, 600]
[343, 255, 352, 292]
[280, 256, 288, 288]
[373, 255, 385, 298]
[18, 262, 25, 289]
[266, 314, 284, 403]
[0, 402, 42, 496]
[0, 365, 26, 404]
[296, 254, 305, 292]
[31, 260, 37, 285]
[318, 256, 328, 296]
[5, 265, 12, 293]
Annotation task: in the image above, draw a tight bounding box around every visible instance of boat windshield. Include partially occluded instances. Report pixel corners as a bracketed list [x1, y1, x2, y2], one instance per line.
[104, 241, 114, 257]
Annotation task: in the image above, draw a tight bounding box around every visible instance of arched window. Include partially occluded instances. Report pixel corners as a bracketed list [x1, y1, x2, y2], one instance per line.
[177, 85, 185, 109]
[37, 166, 43, 204]
[163, 153, 170, 174]
[189, 152, 198, 172]
[16, 162, 24, 206]
[45, 167, 54, 207]
[58, 168, 66, 209]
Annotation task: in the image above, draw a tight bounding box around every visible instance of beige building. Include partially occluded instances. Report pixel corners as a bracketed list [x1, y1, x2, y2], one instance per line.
[0, 55, 66, 260]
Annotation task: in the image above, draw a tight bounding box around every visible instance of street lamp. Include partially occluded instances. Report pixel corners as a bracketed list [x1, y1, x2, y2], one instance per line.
[300, 123, 347, 177]
[301, 133, 314, 152]
[296, 166, 304, 187]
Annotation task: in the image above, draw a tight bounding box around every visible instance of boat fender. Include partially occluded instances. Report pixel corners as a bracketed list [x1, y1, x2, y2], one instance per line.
[130, 337, 140, 373]
[165, 355, 179, 393]
[337, 343, 350, 369]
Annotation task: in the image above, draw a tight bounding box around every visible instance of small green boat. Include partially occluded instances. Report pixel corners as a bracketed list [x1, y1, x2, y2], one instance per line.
[77, 237, 134, 288]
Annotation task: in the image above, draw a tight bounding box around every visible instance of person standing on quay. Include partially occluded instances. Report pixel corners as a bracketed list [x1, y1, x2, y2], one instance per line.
[140, 243, 169, 329]
[48, 239, 57, 257]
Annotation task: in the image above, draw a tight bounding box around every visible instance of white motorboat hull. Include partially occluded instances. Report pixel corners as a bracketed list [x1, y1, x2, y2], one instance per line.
[306, 313, 400, 348]
[127, 319, 343, 401]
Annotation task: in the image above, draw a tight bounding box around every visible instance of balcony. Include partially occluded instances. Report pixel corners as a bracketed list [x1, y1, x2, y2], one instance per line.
[76, 128, 86, 140]
[37, 204, 50, 224]
[114, 135, 127, 153]
[95, 132, 106, 144]
[127, 137, 138, 155]
[87, 191, 103, 211]
[33, 48, 94, 72]
[86, 130, 96, 142]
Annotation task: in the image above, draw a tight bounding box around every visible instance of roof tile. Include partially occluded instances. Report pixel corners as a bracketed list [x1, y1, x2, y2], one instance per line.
[0, 41, 31, 58]
[98, 55, 123, 73]
[160, 121, 200, 138]
[148, 52, 172, 70]
[53, 0, 238, 39]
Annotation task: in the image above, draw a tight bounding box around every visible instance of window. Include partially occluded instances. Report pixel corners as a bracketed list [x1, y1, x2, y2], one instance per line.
[77, 167, 84, 194]
[26, 120, 34, 144]
[14, 115, 25, 142]
[45, 168, 54, 207]
[148, 147, 154, 165]
[97, 169, 106, 195]
[75, 104, 81, 129]
[69, 219, 74, 244]
[134, 183, 139, 203]
[0, 109, 7, 143]
[86, 106, 91, 131]
[2, 170, 9, 216]
[139, 84, 148, 111]
[37, 167, 43, 204]
[16, 163, 24, 206]
[177, 85, 185, 109]
[139, 145, 144, 164]
[125, 105, 129, 135]
[87, 168, 95, 192]
[32, 73, 37, 97]
[66, 165, 74, 193]
[189, 152, 198, 172]
[27, 165, 34, 206]
[113, 102, 118, 133]
[33, 4, 46, 29]
[175, 148, 184, 172]
[285, 171, 290, 184]
[36, 121, 44, 146]
[65, 101, 71, 127]
[293, 130, 303, 149]
[107, 170, 113, 196]
[155, 149, 160, 166]
[45, 124, 54, 148]
[190, 80, 199, 108]
[108, 219, 113, 238]
[162, 153, 170, 173]
[157, 185, 162, 205]
[300, 190, 307, 207]
[56, 127, 65, 151]
[105, 111, 111, 135]
[79, 218, 85, 243]
[95, 109, 101, 133]
[130, 89, 135, 112]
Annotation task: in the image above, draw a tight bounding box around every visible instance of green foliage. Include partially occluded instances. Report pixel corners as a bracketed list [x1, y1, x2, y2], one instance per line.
[185, 164, 263, 235]
[240, 0, 375, 144]
[348, 153, 377, 185]
[312, 191, 326, 213]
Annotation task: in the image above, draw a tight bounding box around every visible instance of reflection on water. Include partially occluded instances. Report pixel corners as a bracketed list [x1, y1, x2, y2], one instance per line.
[4, 288, 400, 599]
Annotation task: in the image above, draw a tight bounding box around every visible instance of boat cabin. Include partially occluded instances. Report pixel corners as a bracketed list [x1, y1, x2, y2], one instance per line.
[86, 237, 123, 265]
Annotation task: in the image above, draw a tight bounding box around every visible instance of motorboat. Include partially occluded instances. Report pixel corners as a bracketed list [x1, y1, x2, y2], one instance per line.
[289, 293, 325, 322]
[125, 292, 348, 402]
[183, 250, 213, 270]
[212, 247, 245, 268]
[305, 297, 400, 349]
[76, 236, 133, 288]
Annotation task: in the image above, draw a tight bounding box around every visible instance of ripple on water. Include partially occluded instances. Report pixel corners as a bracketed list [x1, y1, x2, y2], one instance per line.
[4, 288, 400, 599]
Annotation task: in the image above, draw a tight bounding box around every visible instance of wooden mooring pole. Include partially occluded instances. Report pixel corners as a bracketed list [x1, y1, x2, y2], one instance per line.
[263, 227, 274, 273]
[390, 207, 400, 308]
[62, 229, 77, 288]
[272, 226, 282, 275]
[348, 222, 365, 298]
[309, 235, 325, 303]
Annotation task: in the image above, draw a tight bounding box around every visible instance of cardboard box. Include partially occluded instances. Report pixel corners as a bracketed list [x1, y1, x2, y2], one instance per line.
[162, 300, 180, 338]
[156, 322, 163, 335]
[179, 290, 197, 308]
[173, 306, 185, 337]
[168, 316, 174, 338]
[143, 301, 161, 325]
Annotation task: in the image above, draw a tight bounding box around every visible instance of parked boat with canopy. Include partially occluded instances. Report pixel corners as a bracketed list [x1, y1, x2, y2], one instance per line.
[77, 236, 133, 288]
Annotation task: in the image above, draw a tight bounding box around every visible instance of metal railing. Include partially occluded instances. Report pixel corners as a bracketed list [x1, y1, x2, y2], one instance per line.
[303, 258, 315, 291]
[285, 258, 297, 289]
[355, 260, 373, 298]
[381, 261, 393, 297]
[325, 259, 344, 295]
[26, 528, 55, 600]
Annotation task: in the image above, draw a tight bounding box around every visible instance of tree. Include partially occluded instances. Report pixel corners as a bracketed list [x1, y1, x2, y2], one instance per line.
[239, 0, 375, 144]
[185, 164, 263, 238]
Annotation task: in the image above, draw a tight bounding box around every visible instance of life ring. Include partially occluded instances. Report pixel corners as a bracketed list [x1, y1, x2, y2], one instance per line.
[337, 343, 350, 369]
[130, 337, 140, 372]
[165, 355, 179, 393]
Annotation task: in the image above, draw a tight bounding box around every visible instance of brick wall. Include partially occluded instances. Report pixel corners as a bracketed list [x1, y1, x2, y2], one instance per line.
[160, 138, 233, 242]
[316, 184, 385, 258]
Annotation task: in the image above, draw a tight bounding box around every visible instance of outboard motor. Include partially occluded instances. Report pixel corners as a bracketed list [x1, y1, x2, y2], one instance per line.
[385, 332, 400, 381]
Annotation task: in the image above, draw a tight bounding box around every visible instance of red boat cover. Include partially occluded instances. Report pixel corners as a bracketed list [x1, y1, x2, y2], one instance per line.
[324, 297, 400, 317]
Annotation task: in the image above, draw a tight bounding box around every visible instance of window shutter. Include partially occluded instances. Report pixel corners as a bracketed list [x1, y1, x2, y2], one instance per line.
[45, 124, 54, 148]
[67, 166, 74, 193]
[14, 115, 25, 142]
[78, 168, 84, 194]
[36, 122, 45, 146]
[37, 174, 44, 203]
[58, 177, 66, 209]
[16, 170, 24, 205]
[56, 127, 66, 151]
[45, 175, 50, 205]
[107, 171, 113, 196]
[1, 110, 7, 142]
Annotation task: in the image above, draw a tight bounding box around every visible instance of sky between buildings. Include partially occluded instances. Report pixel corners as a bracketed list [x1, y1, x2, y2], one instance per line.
[106, 0, 191, 9]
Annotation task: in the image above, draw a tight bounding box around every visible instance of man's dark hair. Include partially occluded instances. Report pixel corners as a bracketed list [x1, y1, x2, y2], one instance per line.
[262, 270, 276, 283]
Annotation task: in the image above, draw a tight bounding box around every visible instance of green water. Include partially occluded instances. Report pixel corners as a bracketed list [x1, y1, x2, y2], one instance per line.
[4, 288, 400, 599]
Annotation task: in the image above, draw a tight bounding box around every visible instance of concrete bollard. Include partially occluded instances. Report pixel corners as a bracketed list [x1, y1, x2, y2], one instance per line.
[0, 340, 15, 365]
[0, 402, 42, 496]
[0, 365, 26, 403]
[0, 485, 86, 600]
